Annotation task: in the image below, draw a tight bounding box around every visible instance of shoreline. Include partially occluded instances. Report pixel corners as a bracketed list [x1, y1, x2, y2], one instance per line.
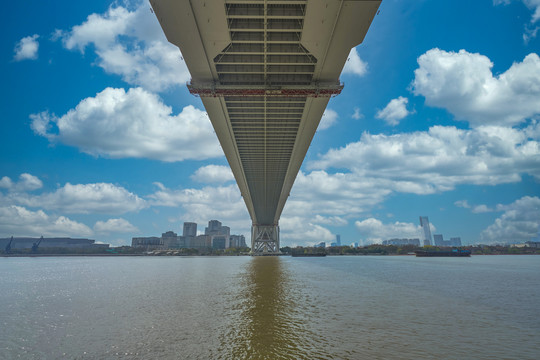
[2, 253, 539, 258]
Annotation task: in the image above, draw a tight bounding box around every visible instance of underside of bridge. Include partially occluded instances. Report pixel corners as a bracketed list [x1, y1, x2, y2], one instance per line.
[151, 0, 380, 254]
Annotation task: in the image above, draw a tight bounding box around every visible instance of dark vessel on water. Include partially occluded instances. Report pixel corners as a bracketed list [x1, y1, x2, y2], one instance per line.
[291, 252, 326, 257]
[415, 249, 471, 257]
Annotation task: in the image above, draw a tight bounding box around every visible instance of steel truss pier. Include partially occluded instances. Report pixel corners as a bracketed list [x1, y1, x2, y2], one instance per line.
[251, 224, 280, 254]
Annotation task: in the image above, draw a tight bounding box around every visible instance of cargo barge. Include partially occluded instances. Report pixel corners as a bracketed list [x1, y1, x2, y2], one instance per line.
[415, 249, 471, 257]
[291, 253, 326, 257]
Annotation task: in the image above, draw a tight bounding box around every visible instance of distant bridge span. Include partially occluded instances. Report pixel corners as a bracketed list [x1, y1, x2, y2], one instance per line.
[151, 0, 380, 253]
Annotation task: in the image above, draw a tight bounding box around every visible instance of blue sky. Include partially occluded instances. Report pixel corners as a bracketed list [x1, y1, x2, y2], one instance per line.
[1, 0, 539, 247]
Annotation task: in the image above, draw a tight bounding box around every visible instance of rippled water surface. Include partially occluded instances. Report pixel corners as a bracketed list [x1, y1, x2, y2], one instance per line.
[1, 255, 539, 359]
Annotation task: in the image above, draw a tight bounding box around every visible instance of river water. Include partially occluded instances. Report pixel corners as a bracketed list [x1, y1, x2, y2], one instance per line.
[0, 255, 538, 359]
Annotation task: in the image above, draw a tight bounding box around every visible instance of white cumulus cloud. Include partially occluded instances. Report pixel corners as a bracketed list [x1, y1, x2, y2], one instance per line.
[454, 200, 471, 209]
[30, 87, 222, 162]
[0, 174, 43, 192]
[280, 216, 335, 245]
[94, 218, 139, 234]
[13, 35, 39, 61]
[473, 204, 494, 213]
[0, 205, 92, 238]
[412, 49, 540, 127]
[352, 107, 364, 120]
[3, 182, 146, 215]
[312, 215, 348, 227]
[285, 170, 392, 218]
[57, 2, 189, 92]
[376, 96, 412, 126]
[342, 47, 368, 77]
[148, 183, 249, 233]
[191, 165, 234, 184]
[319, 109, 339, 130]
[480, 196, 540, 244]
[309, 123, 540, 194]
[354, 218, 423, 245]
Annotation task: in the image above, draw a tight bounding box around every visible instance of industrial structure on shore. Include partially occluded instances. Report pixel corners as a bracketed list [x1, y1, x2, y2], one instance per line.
[150, 0, 381, 253]
[0, 237, 108, 252]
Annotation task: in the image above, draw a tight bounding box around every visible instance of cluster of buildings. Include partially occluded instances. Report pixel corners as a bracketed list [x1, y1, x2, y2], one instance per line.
[378, 217, 462, 248]
[511, 241, 540, 248]
[315, 234, 342, 248]
[382, 238, 421, 247]
[419, 216, 462, 247]
[314, 217, 463, 249]
[132, 220, 246, 252]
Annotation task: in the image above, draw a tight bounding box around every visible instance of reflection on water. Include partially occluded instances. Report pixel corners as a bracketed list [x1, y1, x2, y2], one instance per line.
[221, 256, 326, 360]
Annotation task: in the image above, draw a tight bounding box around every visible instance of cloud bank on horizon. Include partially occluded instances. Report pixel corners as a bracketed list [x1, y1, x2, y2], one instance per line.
[2, 0, 540, 246]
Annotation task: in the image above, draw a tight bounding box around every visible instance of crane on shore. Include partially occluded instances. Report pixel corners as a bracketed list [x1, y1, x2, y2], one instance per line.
[5, 236, 13, 254]
[31, 236, 43, 253]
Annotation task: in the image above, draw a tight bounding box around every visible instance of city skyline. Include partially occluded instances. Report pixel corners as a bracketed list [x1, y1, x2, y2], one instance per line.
[132, 219, 246, 251]
[1, 0, 540, 247]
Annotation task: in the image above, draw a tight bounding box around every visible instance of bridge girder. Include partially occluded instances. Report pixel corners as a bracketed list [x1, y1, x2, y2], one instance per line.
[150, 0, 380, 253]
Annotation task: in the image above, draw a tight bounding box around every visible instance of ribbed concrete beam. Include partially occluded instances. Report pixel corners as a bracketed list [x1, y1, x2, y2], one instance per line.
[150, 0, 380, 253]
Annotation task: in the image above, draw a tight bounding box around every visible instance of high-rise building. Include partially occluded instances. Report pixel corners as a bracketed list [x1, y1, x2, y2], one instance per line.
[183, 222, 197, 237]
[336, 234, 341, 246]
[220, 226, 231, 237]
[419, 216, 432, 246]
[205, 220, 222, 235]
[162, 231, 179, 249]
[229, 235, 247, 248]
[433, 234, 444, 246]
[191, 235, 212, 251]
[212, 236, 227, 250]
[450, 237, 462, 247]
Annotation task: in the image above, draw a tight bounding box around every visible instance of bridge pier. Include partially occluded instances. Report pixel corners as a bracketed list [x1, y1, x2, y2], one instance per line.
[251, 224, 280, 255]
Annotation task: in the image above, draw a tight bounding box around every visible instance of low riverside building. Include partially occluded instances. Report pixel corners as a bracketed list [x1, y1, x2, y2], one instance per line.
[0, 237, 109, 250]
[189, 235, 212, 252]
[132, 236, 162, 250]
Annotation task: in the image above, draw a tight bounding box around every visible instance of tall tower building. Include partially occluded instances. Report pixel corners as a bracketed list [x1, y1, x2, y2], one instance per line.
[419, 216, 433, 246]
[205, 220, 222, 235]
[336, 234, 341, 246]
[183, 222, 197, 237]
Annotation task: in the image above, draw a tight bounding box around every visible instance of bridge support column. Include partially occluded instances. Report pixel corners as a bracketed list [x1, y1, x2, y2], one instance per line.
[251, 224, 280, 254]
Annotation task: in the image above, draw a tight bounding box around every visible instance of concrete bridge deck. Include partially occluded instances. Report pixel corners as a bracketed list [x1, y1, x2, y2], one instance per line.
[151, 0, 380, 253]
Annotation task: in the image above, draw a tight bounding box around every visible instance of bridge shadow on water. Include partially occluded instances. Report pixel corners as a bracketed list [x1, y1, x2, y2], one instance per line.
[217, 256, 330, 360]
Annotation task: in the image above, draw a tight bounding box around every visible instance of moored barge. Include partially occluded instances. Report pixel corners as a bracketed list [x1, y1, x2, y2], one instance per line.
[415, 249, 471, 257]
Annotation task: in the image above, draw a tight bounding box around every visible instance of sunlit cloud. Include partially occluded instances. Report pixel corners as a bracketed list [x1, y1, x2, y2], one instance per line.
[13, 34, 39, 61]
[30, 87, 222, 162]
